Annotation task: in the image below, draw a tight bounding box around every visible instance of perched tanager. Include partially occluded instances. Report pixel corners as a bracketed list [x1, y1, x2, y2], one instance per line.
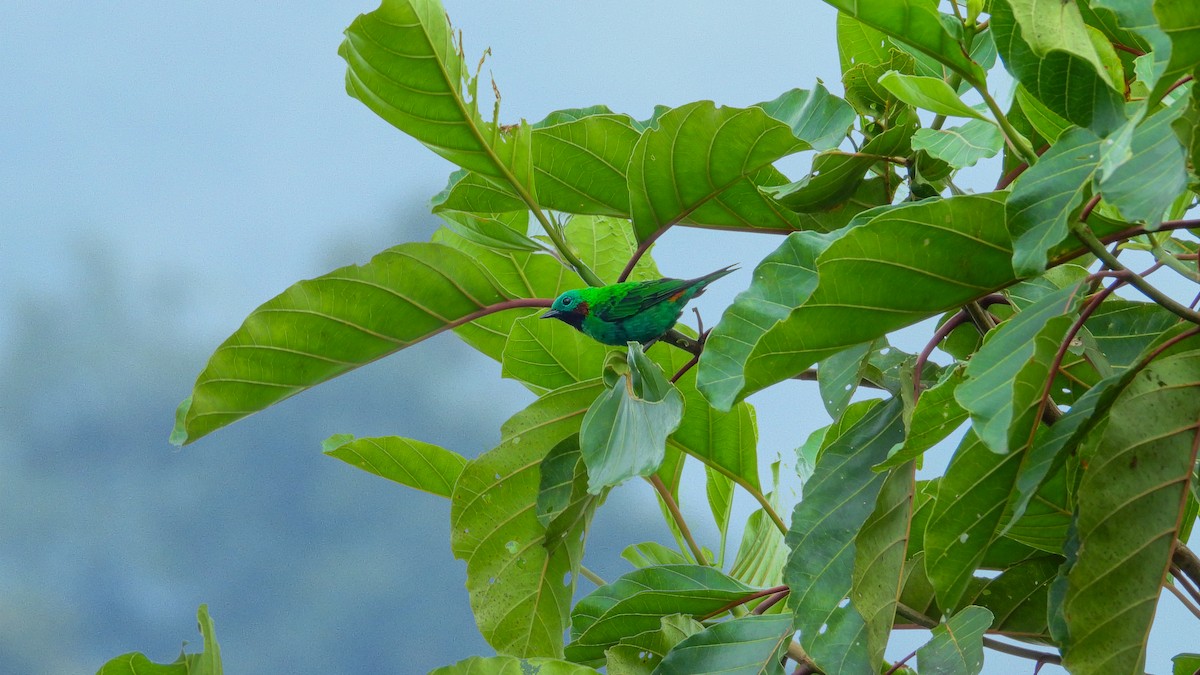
[541, 265, 737, 346]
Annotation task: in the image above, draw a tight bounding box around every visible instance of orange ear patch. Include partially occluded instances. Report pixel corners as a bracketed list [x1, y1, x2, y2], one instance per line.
[578, 300, 590, 316]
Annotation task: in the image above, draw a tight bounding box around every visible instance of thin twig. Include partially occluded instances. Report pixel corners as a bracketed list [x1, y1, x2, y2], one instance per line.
[579, 565, 606, 587]
[699, 585, 788, 620]
[618, 225, 670, 283]
[1030, 279, 1122, 437]
[1071, 222, 1200, 325]
[1174, 564, 1200, 606]
[884, 650, 918, 675]
[647, 474, 708, 566]
[914, 309, 970, 401]
[1112, 42, 1146, 57]
[894, 603, 1063, 665]
[1176, 542, 1200, 595]
[752, 588, 790, 615]
[1165, 580, 1200, 621]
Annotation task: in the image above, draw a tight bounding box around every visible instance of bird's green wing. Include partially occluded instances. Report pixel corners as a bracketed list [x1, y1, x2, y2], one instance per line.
[590, 278, 694, 322]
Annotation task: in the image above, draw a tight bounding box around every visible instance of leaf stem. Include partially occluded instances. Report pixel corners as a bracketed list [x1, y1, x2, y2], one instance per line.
[1070, 222, 1200, 325]
[975, 85, 1039, 165]
[751, 588, 790, 615]
[894, 603, 1063, 665]
[619, 225, 670, 283]
[699, 585, 788, 620]
[1164, 579, 1200, 621]
[647, 474, 708, 566]
[884, 650, 917, 675]
[1176, 542, 1200, 596]
[914, 309, 970, 401]
[579, 565, 606, 586]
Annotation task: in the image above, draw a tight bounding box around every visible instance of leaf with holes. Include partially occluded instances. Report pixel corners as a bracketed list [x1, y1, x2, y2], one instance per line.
[916, 605, 992, 675]
[785, 398, 906, 673]
[451, 379, 604, 657]
[955, 283, 1085, 455]
[653, 614, 794, 675]
[566, 565, 756, 664]
[1062, 346, 1200, 674]
[924, 430, 1028, 612]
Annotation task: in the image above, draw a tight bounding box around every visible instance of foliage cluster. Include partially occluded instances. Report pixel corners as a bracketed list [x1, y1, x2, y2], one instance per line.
[107, 0, 1200, 673]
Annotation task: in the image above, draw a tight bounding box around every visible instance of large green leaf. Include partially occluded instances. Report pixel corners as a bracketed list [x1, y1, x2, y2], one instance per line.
[817, 341, 875, 419]
[911, 119, 1004, 169]
[817, 0, 987, 84]
[502, 314, 610, 392]
[1006, 128, 1103, 277]
[580, 345, 684, 493]
[955, 282, 1084, 455]
[451, 380, 604, 657]
[670, 366, 761, 494]
[1098, 93, 1191, 228]
[536, 436, 604, 551]
[876, 71, 993, 121]
[1155, 1, 1200, 101]
[566, 565, 755, 663]
[756, 85, 857, 152]
[341, 0, 527, 180]
[699, 194, 1014, 412]
[785, 398, 906, 673]
[627, 101, 807, 240]
[172, 242, 546, 444]
[1062, 349, 1200, 674]
[991, 0, 1125, 134]
[1005, 375, 1124, 539]
[915, 606, 992, 675]
[531, 113, 641, 216]
[603, 614, 703, 675]
[729, 508, 788, 589]
[97, 605, 222, 675]
[924, 431, 1028, 612]
[565, 215, 660, 284]
[767, 117, 913, 212]
[1005, 0, 1118, 90]
[431, 169, 526, 214]
[1086, 300, 1179, 370]
[878, 367, 968, 470]
[851, 462, 915, 668]
[652, 614, 794, 675]
[1014, 84, 1073, 143]
[837, 13, 892, 73]
[321, 435, 466, 498]
[967, 556, 1059, 639]
[431, 656, 599, 675]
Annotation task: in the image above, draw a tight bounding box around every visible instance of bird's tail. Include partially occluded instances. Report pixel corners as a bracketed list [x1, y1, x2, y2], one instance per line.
[689, 264, 739, 296]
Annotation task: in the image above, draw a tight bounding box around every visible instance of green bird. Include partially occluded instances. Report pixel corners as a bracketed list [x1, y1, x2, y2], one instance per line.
[541, 265, 738, 346]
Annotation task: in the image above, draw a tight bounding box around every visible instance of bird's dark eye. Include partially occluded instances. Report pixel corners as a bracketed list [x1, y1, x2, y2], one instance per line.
[562, 297, 572, 306]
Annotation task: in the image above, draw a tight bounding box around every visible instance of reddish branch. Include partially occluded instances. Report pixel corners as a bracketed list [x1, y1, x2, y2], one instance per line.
[699, 585, 789, 621]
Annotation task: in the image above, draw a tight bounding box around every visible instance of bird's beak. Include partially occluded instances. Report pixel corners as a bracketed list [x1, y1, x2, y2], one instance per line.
[541, 309, 562, 319]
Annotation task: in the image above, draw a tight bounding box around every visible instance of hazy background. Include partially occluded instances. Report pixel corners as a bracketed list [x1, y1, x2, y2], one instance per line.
[1, 1, 1194, 673]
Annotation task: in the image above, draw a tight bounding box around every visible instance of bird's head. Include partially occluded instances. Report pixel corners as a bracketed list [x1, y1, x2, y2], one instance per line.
[541, 289, 589, 328]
